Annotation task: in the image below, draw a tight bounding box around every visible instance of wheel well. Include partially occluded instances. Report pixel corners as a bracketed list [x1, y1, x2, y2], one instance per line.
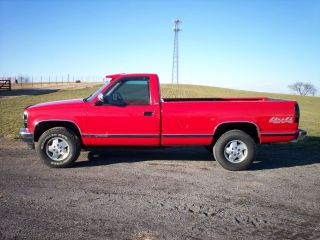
[34, 121, 82, 143]
[213, 122, 260, 143]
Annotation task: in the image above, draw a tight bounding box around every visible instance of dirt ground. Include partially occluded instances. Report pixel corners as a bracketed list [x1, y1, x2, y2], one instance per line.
[0, 138, 319, 240]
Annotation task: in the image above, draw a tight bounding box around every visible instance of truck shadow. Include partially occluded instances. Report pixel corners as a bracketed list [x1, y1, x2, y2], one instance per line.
[74, 137, 320, 170]
[0, 88, 59, 98]
[75, 146, 212, 168]
[250, 137, 320, 170]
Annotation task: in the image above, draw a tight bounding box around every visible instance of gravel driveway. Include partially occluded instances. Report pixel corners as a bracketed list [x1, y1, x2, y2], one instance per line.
[0, 138, 319, 240]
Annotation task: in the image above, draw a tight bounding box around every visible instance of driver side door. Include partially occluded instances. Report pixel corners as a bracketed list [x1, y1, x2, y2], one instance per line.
[85, 77, 161, 146]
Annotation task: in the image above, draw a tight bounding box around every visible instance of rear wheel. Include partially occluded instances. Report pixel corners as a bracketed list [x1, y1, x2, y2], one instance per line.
[37, 127, 81, 168]
[213, 130, 256, 171]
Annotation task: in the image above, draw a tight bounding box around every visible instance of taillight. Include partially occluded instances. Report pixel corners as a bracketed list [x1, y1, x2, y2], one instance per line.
[294, 103, 300, 123]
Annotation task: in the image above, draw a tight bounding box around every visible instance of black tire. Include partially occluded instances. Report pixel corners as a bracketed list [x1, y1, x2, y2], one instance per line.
[36, 127, 81, 168]
[213, 130, 256, 171]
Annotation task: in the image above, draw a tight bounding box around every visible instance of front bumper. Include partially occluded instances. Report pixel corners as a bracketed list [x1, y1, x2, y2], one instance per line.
[19, 128, 35, 149]
[291, 129, 307, 143]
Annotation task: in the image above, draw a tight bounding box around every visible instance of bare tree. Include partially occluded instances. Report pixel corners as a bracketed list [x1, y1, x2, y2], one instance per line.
[307, 83, 317, 96]
[288, 82, 317, 96]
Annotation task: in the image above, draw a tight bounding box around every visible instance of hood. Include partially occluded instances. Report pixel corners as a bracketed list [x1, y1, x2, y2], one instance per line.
[27, 98, 84, 110]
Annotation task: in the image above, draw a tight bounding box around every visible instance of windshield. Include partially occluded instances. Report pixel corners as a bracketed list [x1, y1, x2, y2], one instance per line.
[84, 81, 109, 102]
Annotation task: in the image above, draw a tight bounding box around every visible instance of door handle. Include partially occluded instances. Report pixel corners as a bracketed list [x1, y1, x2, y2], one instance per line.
[144, 112, 153, 116]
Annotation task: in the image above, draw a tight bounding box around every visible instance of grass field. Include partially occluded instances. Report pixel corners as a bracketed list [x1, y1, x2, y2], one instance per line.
[1, 83, 319, 147]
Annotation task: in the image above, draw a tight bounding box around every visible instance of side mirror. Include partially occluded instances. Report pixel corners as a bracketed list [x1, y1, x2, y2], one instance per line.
[96, 92, 126, 106]
[97, 93, 104, 103]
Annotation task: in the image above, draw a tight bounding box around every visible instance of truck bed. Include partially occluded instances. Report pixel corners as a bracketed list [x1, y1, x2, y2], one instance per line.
[161, 98, 298, 145]
[163, 97, 270, 102]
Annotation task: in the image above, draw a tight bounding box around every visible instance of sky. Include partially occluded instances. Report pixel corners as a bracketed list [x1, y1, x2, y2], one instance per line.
[0, 0, 319, 94]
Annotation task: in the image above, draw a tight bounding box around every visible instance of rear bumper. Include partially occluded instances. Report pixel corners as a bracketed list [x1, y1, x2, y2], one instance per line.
[19, 128, 35, 149]
[291, 129, 307, 143]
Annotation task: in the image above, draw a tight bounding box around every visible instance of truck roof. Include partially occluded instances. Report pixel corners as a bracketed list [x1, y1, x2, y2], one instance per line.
[105, 73, 158, 79]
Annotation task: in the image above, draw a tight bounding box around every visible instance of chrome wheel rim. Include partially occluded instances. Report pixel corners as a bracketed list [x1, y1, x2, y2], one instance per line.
[224, 140, 248, 163]
[45, 137, 70, 161]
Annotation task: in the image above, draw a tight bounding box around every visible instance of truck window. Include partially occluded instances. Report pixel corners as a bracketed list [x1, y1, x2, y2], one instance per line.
[105, 79, 150, 105]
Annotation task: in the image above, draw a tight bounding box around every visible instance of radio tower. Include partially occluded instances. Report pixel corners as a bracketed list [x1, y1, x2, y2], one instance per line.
[171, 18, 182, 84]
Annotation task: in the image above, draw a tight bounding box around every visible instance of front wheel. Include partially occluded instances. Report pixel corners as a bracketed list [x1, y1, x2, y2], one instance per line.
[37, 127, 81, 168]
[213, 130, 256, 171]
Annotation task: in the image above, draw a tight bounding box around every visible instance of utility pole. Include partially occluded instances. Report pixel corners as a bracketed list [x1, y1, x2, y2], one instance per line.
[171, 18, 182, 84]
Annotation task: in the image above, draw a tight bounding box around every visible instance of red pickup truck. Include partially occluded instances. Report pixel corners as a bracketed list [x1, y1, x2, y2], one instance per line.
[20, 73, 306, 171]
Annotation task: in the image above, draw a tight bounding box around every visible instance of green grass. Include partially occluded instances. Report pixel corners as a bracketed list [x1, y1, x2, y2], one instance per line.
[1, 84, 319, 146]
[0, 86, 98, 139]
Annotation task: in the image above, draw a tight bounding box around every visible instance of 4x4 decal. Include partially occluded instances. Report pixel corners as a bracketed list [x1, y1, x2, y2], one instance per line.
[269, 117, 293, 124]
